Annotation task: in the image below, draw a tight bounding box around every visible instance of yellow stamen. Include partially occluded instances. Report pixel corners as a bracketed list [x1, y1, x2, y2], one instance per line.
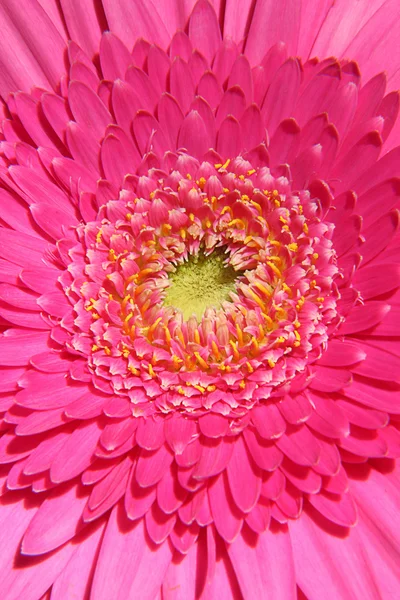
[194, 351, 209, 369]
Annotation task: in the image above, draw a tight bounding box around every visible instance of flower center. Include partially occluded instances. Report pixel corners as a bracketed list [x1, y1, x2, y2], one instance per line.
[164, 250, 238, 320]
[64, 155, 341, 417]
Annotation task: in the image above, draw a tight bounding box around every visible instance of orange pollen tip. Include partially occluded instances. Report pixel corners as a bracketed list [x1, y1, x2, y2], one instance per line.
[312, 252, 319, 260]
[149, 317, 162, 334]
[148, 364, 156, 377]
[268, 359, 276, 368]
[223, 187, 230, 193]
[177, 328, 185, 347]
[282, 283, 292, 296]
[288, 243, 298, 252]
[294, 340, 301, 347]
[238, 174, 245, 181]
[179, 228, 186, 239]
[270, 240, 281, 247]
[108, 249, 116, 261]
[246, 361, 254, 373]
[126, 213, 132, 220]
[178, 387, 186, 395]
[164, 327, 171, 344]
[204, 219, 212, 229]
[91, 344, 99, 352]
[239, 380, 246, 389]
[207, 385, 216, 392]
[247, 288, 265, 309]
[221, 159, 230, 170]
[317, 296, 325, 302]
[149, 192, 155, 199]
[104, 347, 111, 356]
[96, 230, 102, 243]
[189, 213, 195, 222]
[124, 312, 134, 324]
[198, 177, 206, 189]
[276, 336, 286, 344]
[194, 329, 201, 345]
[186, 173, 192, 180]
[303, 223, 309, 233]
[294, 320, 301, 329]
[262, 313, 274, 328]
[294, 330, 301, 341]
[211, 340, 220, 359]
[128, 366, 139, 375]
[247, 169, 256, 176]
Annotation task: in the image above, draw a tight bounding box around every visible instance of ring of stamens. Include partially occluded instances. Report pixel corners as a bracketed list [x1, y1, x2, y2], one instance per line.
[66, 157, 340, 417]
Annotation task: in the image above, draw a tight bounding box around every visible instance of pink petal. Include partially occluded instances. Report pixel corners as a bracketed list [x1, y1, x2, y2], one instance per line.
[0, 330, 49, 366]
[100, 32, 132, 81]
[188, 0, 221, 64]
[50, 420, 101, 483]
[91, 506, 172, 600]
[226, 435, 261, 513]
[245, 0, 301, 64]
[22, 482, 88, 555]
[208, 472, 243, 543]
[228, 525, 296, 600]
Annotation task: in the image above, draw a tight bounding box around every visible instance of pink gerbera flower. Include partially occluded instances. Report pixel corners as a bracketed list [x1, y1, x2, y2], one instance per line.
[0, 0, 400, 598]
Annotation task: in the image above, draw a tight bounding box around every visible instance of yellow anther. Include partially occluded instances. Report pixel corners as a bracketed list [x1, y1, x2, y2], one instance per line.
[148, 364, 156, 378]
[221, 206, 233, 216]
[246, 361, 254, 373]
[207, 385, 216, 392]
[298, 204, 303, 214]
[104, 346, 111, 356]
[268, 359, 276, 368]
[312, 252, 319, 260]
[294, 341, 301, 347]
[310, 280, 317, 289]
[194, 351, 209, 369]
[251, 337, 259, 354]
[303, 223, 309, 234]
[172, 355, 183, 368]
[294, 320, 301, 329]
[128, 365, 139, 375]
[274, 199, 281, 207]
[91, 344, 99, 352]
[189, 213, 195, 222]
[235, 324, 244, 346]
[288, 243, 298, 252]
[179, 228, 186, 239]
[276, 336, 286, 344]
[237, 305, 248, 317]
[242, 194, 250, 202]
[250, 200, 262, 214]
[126, 213, 132, 220]
[294, 330, 301, 342]
[247, 288, 265, 309]
[164, 327, 171, 344]
[229, 340, 240, 360]
[279, 216, 288, 225]
[254, 282, 271, 297]
[197, 177, 206, 189]
[193, 384, 205, 393]
[270, 240, 281, 247]
[121, 295, 131, 311]
[214, 163, 222, 169]
[256, 215, 267, 225]
[149, 191, 155, 199]
[282, 283, 292, 295]
[247, 169, 256, 176]
[238, 174, 245, 181]
[126, 274, 138, 285]
[204, 219, 212, 229]
[96, 229, 102, 243]
[239, 380, 246, 389]
[194, 329, 201, 345]
[124, 312, 134, 323]
[272, 190, 279, 197]
[177, 328, 186, 347]
[244, 235, 254, 245]
[139, 268, 154, 279]
[267, 261, 282, 278]
[262, 313, 274, 328]
[223, 187, 230, 193]
[92, 313, 100, 320]
[282, 225, 290, 232]
[317, 296, 325, 303]
[178, 386, 186, 395]
[228, 218, 246, 229]
[221, 159, 230, 170]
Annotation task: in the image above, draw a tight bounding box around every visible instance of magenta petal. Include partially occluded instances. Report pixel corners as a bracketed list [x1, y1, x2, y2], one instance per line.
[188, 0, 221, 64]
[91, 505, 172, 600]
[22, 482, 88, 555]
[228, 526, 296, 600]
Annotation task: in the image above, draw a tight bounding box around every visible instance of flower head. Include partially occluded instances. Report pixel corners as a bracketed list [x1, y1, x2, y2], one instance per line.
[0, 0, 400, 598]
